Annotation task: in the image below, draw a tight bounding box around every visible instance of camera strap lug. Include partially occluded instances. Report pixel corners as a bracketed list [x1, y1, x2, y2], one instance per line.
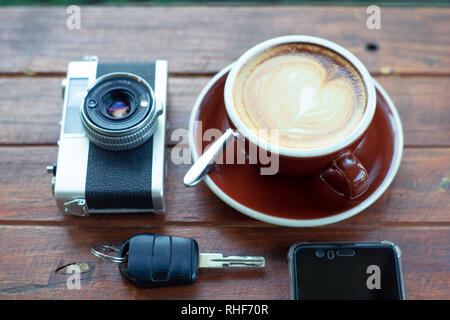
[64, 199, 89, 217]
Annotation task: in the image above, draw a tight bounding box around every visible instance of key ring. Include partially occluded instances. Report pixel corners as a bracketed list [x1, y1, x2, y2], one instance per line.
[91, 245, 128, 263]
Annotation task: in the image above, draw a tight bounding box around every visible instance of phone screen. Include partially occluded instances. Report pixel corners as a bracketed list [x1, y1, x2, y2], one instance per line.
[292, 243, 403, 300]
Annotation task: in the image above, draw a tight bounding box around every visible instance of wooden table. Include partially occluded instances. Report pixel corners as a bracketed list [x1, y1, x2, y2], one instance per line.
[0, 6, 448, 300]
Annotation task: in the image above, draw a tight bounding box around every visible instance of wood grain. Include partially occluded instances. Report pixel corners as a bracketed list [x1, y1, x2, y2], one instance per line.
[0, 76, 449, 146]
[0, 225, 448, 300]
[0, 146, 448, 225]
[0, 6, 448, 300]
[0, 6, 449, 75]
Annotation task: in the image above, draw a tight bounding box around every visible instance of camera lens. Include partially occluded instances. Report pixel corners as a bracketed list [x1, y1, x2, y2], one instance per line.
[108, 101, 130, 118]
[81, 73, 162, 151]
[102, 89, 134, 119]
[315, 249, 325, 258]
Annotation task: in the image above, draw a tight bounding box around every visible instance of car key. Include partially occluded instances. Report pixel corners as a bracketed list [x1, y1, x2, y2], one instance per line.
[91, 233, 265, 288]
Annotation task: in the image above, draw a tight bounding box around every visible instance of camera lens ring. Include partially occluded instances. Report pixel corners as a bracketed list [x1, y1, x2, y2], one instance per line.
[81, 72, 161, 151]
[81, 112, 160, 151]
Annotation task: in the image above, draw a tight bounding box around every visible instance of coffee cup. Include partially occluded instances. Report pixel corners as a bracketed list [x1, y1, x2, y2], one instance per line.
[223, 35, 376, 199]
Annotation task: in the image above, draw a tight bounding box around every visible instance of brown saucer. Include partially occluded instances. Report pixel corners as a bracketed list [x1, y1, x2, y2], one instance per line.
[188, 64, 404, 227]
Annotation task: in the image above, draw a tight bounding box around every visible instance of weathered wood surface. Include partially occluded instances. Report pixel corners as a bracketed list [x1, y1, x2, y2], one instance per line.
[0, 226, 448, 299]
[0, 6, 449, 300]
[0, 7, 449, 75]
[0, 146, 448, 225]
[1, 76, 449, 146]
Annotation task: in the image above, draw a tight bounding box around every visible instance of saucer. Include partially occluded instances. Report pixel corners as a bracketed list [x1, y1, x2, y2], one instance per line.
[188, 64, 404, 227]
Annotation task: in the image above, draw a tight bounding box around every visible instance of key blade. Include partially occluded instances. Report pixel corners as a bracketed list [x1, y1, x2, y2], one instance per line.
[199, 253, 265, 268]
[217, 256, 266, 267]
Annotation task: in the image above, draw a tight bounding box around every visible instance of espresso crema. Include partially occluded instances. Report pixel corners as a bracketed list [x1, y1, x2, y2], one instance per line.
[233, 43, 367, 149]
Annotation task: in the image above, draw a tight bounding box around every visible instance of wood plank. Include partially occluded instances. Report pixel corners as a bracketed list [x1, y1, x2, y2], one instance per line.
[0, 6, 449, 75]
[0, 225, 447, 299]
[0, 5, 447, 302]
[0, 76, 449, 146]
[376, 76, 450, 147]
[0, 146, 448, 224]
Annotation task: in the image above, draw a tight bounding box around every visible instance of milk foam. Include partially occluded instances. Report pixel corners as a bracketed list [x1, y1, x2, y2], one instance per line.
[234, 44, 367, 149]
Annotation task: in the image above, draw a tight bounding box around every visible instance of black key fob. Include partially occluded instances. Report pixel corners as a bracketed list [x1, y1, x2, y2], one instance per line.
[118, 233, 200, 288]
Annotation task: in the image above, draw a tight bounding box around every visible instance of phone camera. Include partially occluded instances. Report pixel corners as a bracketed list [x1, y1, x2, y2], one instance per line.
[315, 249, 325, 258]
[327, 250, 335, 260]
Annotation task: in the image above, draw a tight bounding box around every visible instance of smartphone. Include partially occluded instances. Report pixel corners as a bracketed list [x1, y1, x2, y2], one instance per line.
[288, 241, 405, 300]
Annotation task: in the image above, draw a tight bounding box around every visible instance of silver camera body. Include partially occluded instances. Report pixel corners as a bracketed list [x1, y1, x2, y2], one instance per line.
[49, 57, 167, 216]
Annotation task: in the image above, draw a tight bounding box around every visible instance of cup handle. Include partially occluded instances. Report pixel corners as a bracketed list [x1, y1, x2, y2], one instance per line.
[319, 151, 370, 200]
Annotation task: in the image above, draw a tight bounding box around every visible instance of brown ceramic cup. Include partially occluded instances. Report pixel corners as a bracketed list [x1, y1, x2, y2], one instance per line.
[224, 36, 377, 200]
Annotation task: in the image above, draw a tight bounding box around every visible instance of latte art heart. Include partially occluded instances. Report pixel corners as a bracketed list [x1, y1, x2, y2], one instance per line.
[234, 49, 367, 149]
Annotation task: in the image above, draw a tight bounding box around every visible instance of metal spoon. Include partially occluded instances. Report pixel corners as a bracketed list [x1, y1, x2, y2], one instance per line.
[183, 128, 238, 187]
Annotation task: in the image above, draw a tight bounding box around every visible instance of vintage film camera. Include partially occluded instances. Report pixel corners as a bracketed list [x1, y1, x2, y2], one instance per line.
[48, 57, 167, 216]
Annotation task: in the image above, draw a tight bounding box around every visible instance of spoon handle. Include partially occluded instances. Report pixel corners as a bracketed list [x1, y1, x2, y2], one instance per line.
[183, 128, 237, 187]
